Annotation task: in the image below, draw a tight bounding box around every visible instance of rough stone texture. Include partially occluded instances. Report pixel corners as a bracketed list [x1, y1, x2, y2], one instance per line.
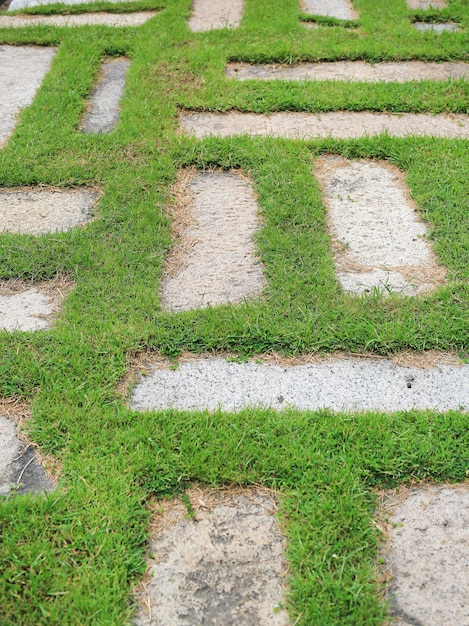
[129, 355, 469, 413]
[300, 0, 358, 20]
[382, 484, 469, 626]
[414, 21, 458, 32]
[0, 12, 156, 27]
[188, 0, 243, 32]
[81, 58, 130, 134]
[0, 45, 56, 148]
[134, 487, 289, 626]
[315, 157, 445, 295]
[161, 170, 265, 311]
[0, 288, 53, 331]
[0, 415, 53, 496]
[226, 61, 469, 82]
[0, 188, 99, 234]
[10, 0, 127, 9]
[180, 111, 469, 140]
[406, 0, 446, 8]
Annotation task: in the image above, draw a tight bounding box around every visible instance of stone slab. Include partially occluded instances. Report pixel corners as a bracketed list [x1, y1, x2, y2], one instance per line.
[414, 21, 458, 32]
[188, 0, 243, 32]
[134, 487, 289, 626]
[0, 188, 99, 234]
[129, 355, 469, 413]
[10, 0, 128, 10]
[161, 170, 265, 311]
[406, 0, 446, 8]
[315, 157, 445, 295]
[0, 287, 53, 331]
[180, 111, 469, 139]
[382, 484, 469, 626]
[300, 0, 358, 20]
[0, 414, 53, 496]
[81, 58, 130, 134]
[0, 11, 156, 27]
[0, 45, 56, 148]
[226, 61, 469, 82]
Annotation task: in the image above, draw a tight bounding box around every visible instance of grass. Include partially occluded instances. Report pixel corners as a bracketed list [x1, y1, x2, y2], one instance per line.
[0, 0, 468, 623]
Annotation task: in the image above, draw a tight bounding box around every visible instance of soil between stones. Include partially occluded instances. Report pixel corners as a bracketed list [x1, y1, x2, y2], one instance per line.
[179, 111, 469, 140]
[188, 0, 244, 32]
[133, 486, 289, 626]
[161, 169, 265, 312]
[379, 484, 469, 626]
[226, 61, 469, 82]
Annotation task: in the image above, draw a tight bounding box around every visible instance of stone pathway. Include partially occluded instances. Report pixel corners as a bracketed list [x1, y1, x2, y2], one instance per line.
[81, 58, 130, 134]
[180, 111, 469, 139]
[188, 0, 244, 32]
[161, 170, 265, 311]
[300, 0, 358, 20]
[0, 12, 156, 28]
[227, 61, 469, 82]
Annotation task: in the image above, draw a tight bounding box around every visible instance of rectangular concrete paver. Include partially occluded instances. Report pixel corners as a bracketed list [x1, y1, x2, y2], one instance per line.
[0, 45, 56, 148]
[0, 12, 156, 28]
[9, 0, 130, 9]
[227, 61, 469, 82]
[161, 170, 265, 311]
[180, 111, 469, 139]
[414, 22, 458, 32]
[381, 484, 469, 626]
[315, 157, 445, 295]
[0, 188, 99, 234]
[130, 354, 469, 413]
[188, 0, 243, 32]
[406, 0, 446, 8]
[134, 487, 289, 626]
[81, 58, 130, 134]
[300, 0, 358, 20]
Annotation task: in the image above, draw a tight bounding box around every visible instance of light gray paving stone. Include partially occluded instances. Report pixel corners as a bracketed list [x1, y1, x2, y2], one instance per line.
[414, 21, 458, 32]
[161, 170, 265, 311]
[129, 355, 469, 413]
[315, 157, 445, 295]
[81, 58, 130, 134]
[0, 414, 53, 496]
[134, 487, 289, 626]
[188, 0, 243, 32]
[0, 45, 56, 148]
[406, 0, 446, 8]
[227, 61, 469, 82]
[180, 111, 469, 139]
[0, 288, 53, 331]
[382, 484, 469, 626]
[300, 0, 358, 20]
[0, 11, 156, 27]
[10, 0, 127, 10]
[0, 188, 99, 234]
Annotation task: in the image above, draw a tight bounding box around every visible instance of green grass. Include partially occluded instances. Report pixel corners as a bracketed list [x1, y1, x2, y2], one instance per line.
[0, 0, 468, 623]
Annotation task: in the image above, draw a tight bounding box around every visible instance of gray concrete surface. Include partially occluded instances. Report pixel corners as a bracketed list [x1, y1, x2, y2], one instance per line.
[414, 22, 458, 32]
[130, 355, 469, 413]
[161, 170, 265, 311]
[384, 484, 469, 626]
[134, 487, 289, 626]
[226, 61, 469, 82]
[300, 0, 358, 20]
[0, 188, 98, 234]
[81, 58, 130, 134]
[10, 0, 128, 10]
[180, 111, 469, 139]
[0, 288, 54, 331]
[0, 45, 56, 148]
[315, 157, 444, 295]
[406, 0, 446, 8]
[0, 12, 156, 27]
[0, 415, 53, 496]
[188, 0, 243, 32]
